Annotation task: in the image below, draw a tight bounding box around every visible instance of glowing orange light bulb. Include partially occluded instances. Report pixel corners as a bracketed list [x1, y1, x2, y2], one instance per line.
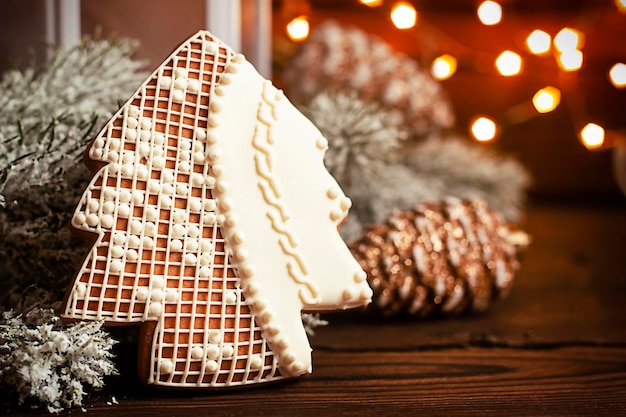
[496, 50, 522, 76]
[532, 86, 561, 113]
[580, 123, 605, 149]
[286, 16, 310, 42]
[526, 30, 551, 55]
[431, 54, 457, 80]
[477, 1, 502, 25]
[390, 2, 418, 29]
[609, 63, 626, 88]
[615, 0, 626, 13]
[359, 0, 384, 6]
[471, 116, 498, 142]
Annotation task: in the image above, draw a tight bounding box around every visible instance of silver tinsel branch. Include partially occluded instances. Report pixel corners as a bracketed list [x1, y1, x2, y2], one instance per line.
[0, 37, 147, 309]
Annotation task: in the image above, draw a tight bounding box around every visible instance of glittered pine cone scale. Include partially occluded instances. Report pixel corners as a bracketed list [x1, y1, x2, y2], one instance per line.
[349, 199, 526, 318]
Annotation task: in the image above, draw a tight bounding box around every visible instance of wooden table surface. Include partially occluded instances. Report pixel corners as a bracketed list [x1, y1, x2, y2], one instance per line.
[4, 200, 626, 416]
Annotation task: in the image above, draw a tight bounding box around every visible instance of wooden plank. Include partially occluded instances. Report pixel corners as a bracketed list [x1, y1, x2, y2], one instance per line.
[5, 347, 625, 416]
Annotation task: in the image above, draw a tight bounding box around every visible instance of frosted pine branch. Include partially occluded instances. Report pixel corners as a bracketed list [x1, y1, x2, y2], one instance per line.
[0, 308, 117, 413]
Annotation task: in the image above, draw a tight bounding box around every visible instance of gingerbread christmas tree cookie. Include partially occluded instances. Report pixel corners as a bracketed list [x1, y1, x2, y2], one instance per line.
[61, 30, 372, 388]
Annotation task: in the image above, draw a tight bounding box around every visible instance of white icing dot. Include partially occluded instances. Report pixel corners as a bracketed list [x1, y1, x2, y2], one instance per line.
[206, 149, 221, 162]
[153, 132, 165, 145]
[180, 139, 192, 151]
[101, 214, 114, 229]
[184, 253, 197, 264]
[159, 76, 172, 90]
[140, 130, 151, 141]
[148, 301, 163, 316]
[232, 231, 245, 244]
[152, 156, 165, 169]
[172, 89, 185, 103]
[128, 235, 141, 248]
[221, 344, 234, 359]
[200, 239, 214, 252]
[187, 79, 200, 93]
[342, 288, 355, 301]
[199, 266, 211, 277]
[172, 209, 186, 223]
[221, 74, 232, 85]
[127, 249, 139, 261]
[208, 115, 220, 127]
[340, 197, 353, 211]
[145, 207, 159, 221]
[130, 219, 143, 234]
[203, 200, 216, 211]
[249, 354, 263, 370]
[189, 198, 202, 213]
[87, 199, 99, 212]
[240, 264, 255, 278]
[211, 165, 224, 177]
[136, 287, 149, 301]
[129, 105, 141, 117]
[136, 165, 148, 180]
[103, 201, 115, 214]
[235, 248, 248, 261]
[179, 149, 191, 161]
[216, 214, 226, 225]
[162, 170, 175, 183]
[187, 225, 200, 238]
[159, 195, 172, 209]
[205, 41, 218, 53]
[121, 164, 134, 178]
[113, 232, 126, 245]
[195, 128, 207, 142]
[174, 77, 187, 90]
[142, 236, 154, 249]
[75, 283, 87, 297]
[93, 149, 103, 158]
[224, 291, 237, 304]
[161, 183, 174, 196]
[138, 143, 151, 156]
[176, 184, 188, 196]
[152, 277, 166, 289]
[133, 191, 145, 204]
[216, 181, 228, 193]
[110, 259, 123, 273]
[191, 172, 204, 187]
[171, 224, 186, 238]
[330, 208, 344, 221]
[170, 239, 183, 252]
[125, 129, 137, 141]
[193, 151, 205, 163]
[327, 186, 341, 199]
[208, 330, 222, 344]
[111, 246, 125, 258]
[275, 338, 289, 349]
[199, 253, 212, 266]
[191, 346, 204, 360]
[254, 298, 267, 310]
[210, 100, 222, 112]
[233, 54, 245, 64]
[151, 289, 165, 302]
[205, 360, 219, 372]
[206, 344, 220, 360]
[214, 85, 226, 96]
[107, 151, 120, 163]
[165, 288, 179, 302]
[140, 118, 152, 130]
[159, 359, 174, 374]
[354, 270, 367, 283]
[174, 67, 187, 78]
[185, 239, 199, 251]
[118, 204, 130, 218]
[109, 138, 121, 151]
[206, 132, 218, 144]
[74, 213, 87, 226]
[178, 161, 191, 173]
[122, 152, 135, 164]
[220, 198, 233, 211]
[119, 190, 132, 203]
[94, 138, 105, 149]
[202, 213, 217, 225]
[144, 222, 157, 236]
[108, 163, 120, 174]
[316, 136, 329, 150]
[126, 117, 138, 128]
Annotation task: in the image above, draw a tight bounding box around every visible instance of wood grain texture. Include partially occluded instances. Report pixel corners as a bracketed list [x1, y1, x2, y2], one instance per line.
[2, 201, 625, 416]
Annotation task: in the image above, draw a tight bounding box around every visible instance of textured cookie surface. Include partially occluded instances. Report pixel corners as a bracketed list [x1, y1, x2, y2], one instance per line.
[61, 30, 372, 388]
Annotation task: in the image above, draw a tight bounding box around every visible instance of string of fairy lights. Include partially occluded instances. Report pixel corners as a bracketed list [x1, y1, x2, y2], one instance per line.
[283, 0, 626, 150]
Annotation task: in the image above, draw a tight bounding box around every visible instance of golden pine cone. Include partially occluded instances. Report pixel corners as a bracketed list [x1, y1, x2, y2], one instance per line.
[349, 199, 528, 317]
